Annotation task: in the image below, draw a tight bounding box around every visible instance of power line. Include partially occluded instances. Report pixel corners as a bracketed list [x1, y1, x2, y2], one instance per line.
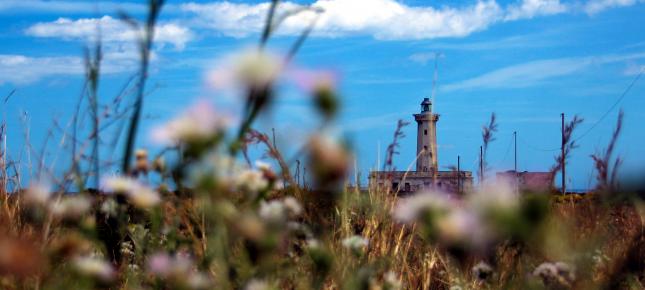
[574, 67, 644, 142]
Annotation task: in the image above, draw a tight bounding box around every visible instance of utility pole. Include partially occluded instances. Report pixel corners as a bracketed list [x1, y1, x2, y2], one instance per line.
[479, 146, 484, 185]
[514, 131, 517, 172]
[457, 155, 461, 194]
[561, 113, 566, 195]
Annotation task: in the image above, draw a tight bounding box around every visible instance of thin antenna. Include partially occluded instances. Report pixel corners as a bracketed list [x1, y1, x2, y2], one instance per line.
[430, 52, 441, 113]
[561, 113, 566, 195]
[457, 155, 461, 195]
[514, 131, 517, 172]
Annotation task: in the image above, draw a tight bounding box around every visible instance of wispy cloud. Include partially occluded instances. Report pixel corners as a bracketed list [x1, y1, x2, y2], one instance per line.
[442, 52, 645, 91]
[0, 51, 142, 85]
[182, 0, 504, 40]
[26, 15, 193, 50]
[179, 0, 643, 41]
[583, 0, 645, 15]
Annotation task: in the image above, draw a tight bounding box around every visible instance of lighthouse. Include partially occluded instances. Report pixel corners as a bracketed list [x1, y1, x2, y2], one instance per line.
[414, 98, 439, 173]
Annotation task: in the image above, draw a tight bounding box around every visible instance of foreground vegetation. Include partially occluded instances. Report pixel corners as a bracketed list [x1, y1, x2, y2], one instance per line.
[1, 1, 643, 289]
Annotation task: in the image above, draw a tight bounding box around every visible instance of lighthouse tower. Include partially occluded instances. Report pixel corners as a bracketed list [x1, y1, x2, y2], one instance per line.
[414, 98, 439, 173]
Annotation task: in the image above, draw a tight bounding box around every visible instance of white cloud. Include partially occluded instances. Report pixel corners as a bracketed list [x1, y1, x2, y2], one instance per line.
[181, 0, 644, 40]
[442, 52, 645, 91]
[182, 0, 505, 40]
[583, 0, 644, 15]
[504, 0, 568, 21]
[26, 16, 193, 50]
[0, 52, 141, 85]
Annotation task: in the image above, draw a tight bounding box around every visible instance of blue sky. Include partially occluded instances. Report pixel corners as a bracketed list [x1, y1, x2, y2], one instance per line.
[1, 0, 644, 189]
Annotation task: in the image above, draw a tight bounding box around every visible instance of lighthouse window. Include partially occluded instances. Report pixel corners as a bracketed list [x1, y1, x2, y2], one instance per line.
[424, 129, 427, 135]
[424, 145, 428, 151]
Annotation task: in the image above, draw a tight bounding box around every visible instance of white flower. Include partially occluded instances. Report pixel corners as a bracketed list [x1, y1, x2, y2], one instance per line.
[24, 182, 52, 205]
[283, 197, 302, 216]
[383, 271, 402, 290]
[533, 261, 576, 288]
[259, 199, 287, 225]
[102, 176, 139, 193]
[128, 185, 161, 208]
[342, 235, 368, 252]
[436, 207, 489, 248]
[468, 181, 519, 215]
[147, 252, 192, 277]
[73, 256, 115, 281]
[245, 279, 270, 290]
[259, 197, 302, 225]
[254, 160, 271, 171]
[393, 191, 454, 223]
[152, 100, 230, 145]
[101, 176, 161, 209]
[209, 49, 282, 90]
[471, 261, 493, 281]
[235, 169, 268, 194]
[49, 195, 92, 219]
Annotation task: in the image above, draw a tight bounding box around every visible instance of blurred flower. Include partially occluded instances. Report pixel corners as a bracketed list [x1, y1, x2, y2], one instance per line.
[291, 69, 339, 119]
[24, 182, 52, 206]
[436, 207, 488, 248]
[383, 271, 402, 290]
[235, 169, 269, 195]
[259, 197, 302, 225]
[152, 100, 230, 145]
[245, 278, 270, 290]
[147, 252, 192, 278]
[393, 190, 454, 223]
[533, 261, 575, 288]
[73, 256, 115, 282]
[342, 235, 368, 254]
[134, 149, 149, 175]
[100, 198, 118, 217]
[49, 195, 92, 219]
[152, 156, 166, 172]
[308, 135, 350, 187]
[468, 181, 519, 215]
[208, 49, 283, 90]
[471, 261, 493, 281]
[102, 176, 160, 208]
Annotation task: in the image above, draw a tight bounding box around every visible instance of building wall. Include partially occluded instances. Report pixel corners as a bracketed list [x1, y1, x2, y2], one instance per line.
[496, 171, 554, 192]
[369, 171, 473, 195]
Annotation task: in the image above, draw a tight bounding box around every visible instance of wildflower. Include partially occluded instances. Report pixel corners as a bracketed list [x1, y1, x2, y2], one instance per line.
[152, 156, 166, 172]
[245, 278, 270, 290]
[49, 195, 92, 219]
[100, 198, 118, 217]
[259, 197, 302, 226]
[208, 49, 282, 90]
[471, 261, 493, 281]
[102, 176, 161, 209]
[24, 182, 52, 206]
[383, 271, 402, 290]
[146, 252, 192, 278]
[468, 181, 519, 215]
[436, 207, 488, 248]
[393, 190, 453, 223]
[290, 69, 339, 119]
[235, 169, 269, 195]
[134, 149, 149, 175]
[152, 100, 230, 145]
[533, 261, 576, 288]
[308, 135, 350, 188]
[283, 196, 302, 216]
[342, 235, 368, 254]
[73, 256, 115, 282]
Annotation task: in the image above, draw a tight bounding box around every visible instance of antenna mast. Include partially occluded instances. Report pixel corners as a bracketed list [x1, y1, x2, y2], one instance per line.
[430, 52, 441, 113]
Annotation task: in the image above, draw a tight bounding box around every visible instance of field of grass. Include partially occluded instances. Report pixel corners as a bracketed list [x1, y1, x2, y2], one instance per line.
[0, 1, 644, 289]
